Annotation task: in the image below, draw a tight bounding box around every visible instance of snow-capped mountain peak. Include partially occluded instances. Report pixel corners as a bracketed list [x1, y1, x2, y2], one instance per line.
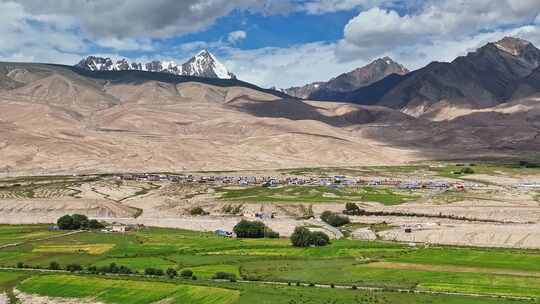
[75, 50, 236, 80]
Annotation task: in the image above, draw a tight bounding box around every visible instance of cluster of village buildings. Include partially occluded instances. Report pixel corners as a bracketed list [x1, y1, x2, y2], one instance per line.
[114, 173, 471, 191]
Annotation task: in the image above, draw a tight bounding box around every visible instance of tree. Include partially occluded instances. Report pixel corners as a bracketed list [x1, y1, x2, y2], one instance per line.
[320, 211, 350, 227]
[291, 227, 313, 247]
[49, 261, 61, 270]
[166, 268, 178, 278]
[343, 203, 364, 216]
[180, 269, 193, 278]
[233, 220, 279, 238]
[71, 214, 89, 229]
[87, 219, 104, 229]
[57, 215, 74, 230]
[291, 227, 330, 247]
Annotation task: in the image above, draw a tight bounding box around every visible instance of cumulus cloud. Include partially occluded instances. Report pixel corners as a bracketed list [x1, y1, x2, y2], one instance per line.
[227, 31, 248, 44]
[15, 0, 272, 39]
[344, 0, 540, 51]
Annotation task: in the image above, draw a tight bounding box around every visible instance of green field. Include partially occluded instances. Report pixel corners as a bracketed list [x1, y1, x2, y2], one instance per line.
[218, 186, 418, 205]
[1, 225, 540, 303]
[18, 275, 239, 304]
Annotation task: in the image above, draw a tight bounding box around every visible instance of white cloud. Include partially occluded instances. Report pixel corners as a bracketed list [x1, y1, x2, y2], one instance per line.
[0, 2, 86, 64]
[300, 0, 391, 14]
[344, 0, 540, 51]
[227, 30, 247, 44]
[220, 42, 373, 88]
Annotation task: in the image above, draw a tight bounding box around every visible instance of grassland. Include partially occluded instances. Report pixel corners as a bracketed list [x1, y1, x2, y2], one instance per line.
[0, 224, 539, 302]
[18, 274, 240, 304]
[218, 186, 418, 205]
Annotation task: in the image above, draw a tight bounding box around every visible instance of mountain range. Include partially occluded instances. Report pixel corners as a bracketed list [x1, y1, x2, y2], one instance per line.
[76, 50, 236, 79]
[284, 57, 409, 99]
[299, 37, 540, 118]
[1, 36, 540, 175]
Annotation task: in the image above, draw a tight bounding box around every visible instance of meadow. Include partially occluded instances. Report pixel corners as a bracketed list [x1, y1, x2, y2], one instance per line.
[218, 185, 418, 205]
[1, 226, 540, 303]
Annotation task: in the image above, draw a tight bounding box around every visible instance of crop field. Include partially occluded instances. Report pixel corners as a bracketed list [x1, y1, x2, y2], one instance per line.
[218, 186, 418, 205]
[0, 224, 64, 246]
[1, 226, 540, 303]
[17, 274, 240, 304]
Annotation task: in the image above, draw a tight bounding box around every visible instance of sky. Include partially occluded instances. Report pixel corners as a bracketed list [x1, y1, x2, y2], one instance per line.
[1, 0, 540, 88]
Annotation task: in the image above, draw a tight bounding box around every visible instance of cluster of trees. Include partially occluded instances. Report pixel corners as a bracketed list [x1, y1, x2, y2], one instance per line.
[18, 261, 190, 279]
[233, 220, 279, 238]
[320, 211, 350, 227]
[56, 214, 104, 230]
[290, 227, 330, 247]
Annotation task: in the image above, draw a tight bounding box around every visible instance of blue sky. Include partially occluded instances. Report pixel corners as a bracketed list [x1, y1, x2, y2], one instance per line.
[1, 1, 540, 88]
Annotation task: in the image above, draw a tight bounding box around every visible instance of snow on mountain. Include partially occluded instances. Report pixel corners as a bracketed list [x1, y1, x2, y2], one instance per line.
[75, 50, 236, 80]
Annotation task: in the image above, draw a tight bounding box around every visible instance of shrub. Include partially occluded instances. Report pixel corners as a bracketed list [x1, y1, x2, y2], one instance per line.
[296, 282, 301, 286]
[189, 207, 209, 216]
[309, 283, 315, 287]
[192, 275, 198, 281]
[310, 231, 330, 247]
[66, 264, 83, 272]
[166, 268, 177, 278]
[180, 269, 193, 278]
[49, 261, 61, 270]
[144, 267, 164, 276]
[352, 285, 358, 290]
[87, 266, 97, 273]
[212, 272, 237, 281]
[320, 211, 350, 227]
[461, 167, 475, 174]
[16, 262, 24, 269]
[343, 203, 364, 216]
[330, 283, 335, 288]
[233, 220, 279, 238]
[291, 227, 330, 247]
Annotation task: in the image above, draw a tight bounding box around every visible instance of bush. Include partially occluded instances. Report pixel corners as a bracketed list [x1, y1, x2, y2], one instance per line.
[310, 231, 330, 247]
[189, 207, 209, 216]
[192, 275, 198, 281]
[320, 211, 350, 227]
[16, 262, 24, 269]
[343, 203, 364, 216]
[330, 283, 335, 288]
[87, 266, 97, 273]
[180, 269, 193, 278]
[461, 167, 475, 174]
[290, 227, 330, 247]
[212, 272, 237, 281]
[49, 261, 61, 270]
[145, 267, 164, 276]
[66, 264, 83, 272]
[166, 268, 178, 278]
[233, 220, 279, 238]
